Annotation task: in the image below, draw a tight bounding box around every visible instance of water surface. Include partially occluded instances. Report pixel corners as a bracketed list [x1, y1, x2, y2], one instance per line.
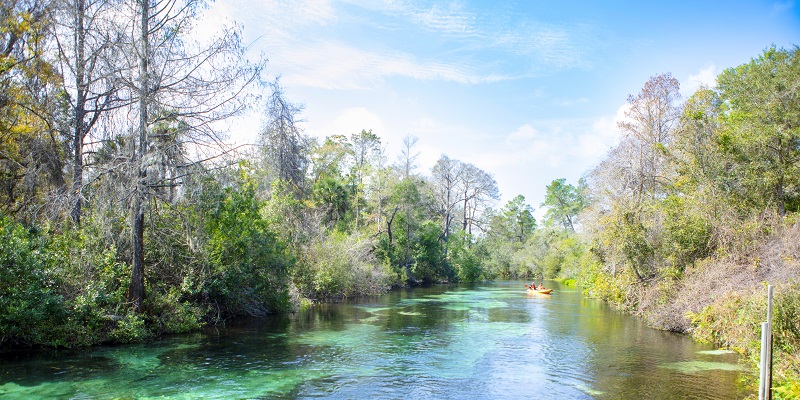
[0, 281, 750, 399]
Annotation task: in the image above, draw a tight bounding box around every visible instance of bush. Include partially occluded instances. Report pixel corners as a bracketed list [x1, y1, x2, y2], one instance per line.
[449, 232, 486, 283]
[203, 179, 293, 316]
[0, 216, 67, 347]
[294, 231, 390, 300]
[146, 287, 204, 334]
[412, 221, 451, 283]
[109, 313, 149, 343]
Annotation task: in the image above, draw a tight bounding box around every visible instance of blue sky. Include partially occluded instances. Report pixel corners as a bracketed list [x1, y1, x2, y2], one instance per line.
[200, 0, 799, 218]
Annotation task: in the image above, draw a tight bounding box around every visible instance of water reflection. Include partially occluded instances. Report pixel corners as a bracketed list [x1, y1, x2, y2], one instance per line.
[0, 281, 751, 399]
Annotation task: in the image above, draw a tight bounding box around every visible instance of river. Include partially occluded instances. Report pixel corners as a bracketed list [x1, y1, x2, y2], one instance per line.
[0, 280, 751, 399]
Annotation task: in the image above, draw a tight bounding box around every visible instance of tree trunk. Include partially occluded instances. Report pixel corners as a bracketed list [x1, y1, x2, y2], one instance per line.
[129, 200, 145, 309]
[70, 0, 86, 225]
[128, 0, 149, 312]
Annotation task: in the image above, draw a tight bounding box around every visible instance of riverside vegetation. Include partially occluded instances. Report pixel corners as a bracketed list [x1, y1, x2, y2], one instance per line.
[0, 0, 797, 397]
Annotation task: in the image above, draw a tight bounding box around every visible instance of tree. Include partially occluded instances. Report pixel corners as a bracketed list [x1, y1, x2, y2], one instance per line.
[126, 0, 263, 310]
[618, 73, 682, 202]
[349, 129, 380, 229]
[585, 73, 683, 282]
[259, 77, 308, 195]
[541, 178, 584, 231]
[458, 162, 499, 235]
[309, 135, 351, 228]
[53, 0, 124, 224]
[431, 155, 463, 255]
[716, 46, 800, 216]
[396, 134, 419, 179]
[0, 0, 63, 220]
[502, 194, 536, 242]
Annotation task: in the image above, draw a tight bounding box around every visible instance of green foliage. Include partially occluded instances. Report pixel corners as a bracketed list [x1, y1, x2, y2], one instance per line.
[294, 231, 390, 300]
[312, 175, 351, 229]
[0, 215, 133, 348]
[146, 287, 204, 334]
[449, 231, 486, 283]
[203, 173, 293, 316]
[263, 180, 307, 248]
[687, 284, 800, 397]
[774, 282, 800, 354]
[774, 379, 800, 400]
[109, 313, 149, 343]
[540, 233, 585, 279]
[541, 178, 584, 231]
[716, 46, 800, 216]
[46, 222, 130, 346]
[0, 216, 66, 347]
[773, 282, 800, 399]
[500, 195, 537, 242]
[604, 209, 655, 281]
[483, 239, 516, 278]
[411, 220, 451, 283]
[577, 256, 629, 307]
[659, 195, 713, 276]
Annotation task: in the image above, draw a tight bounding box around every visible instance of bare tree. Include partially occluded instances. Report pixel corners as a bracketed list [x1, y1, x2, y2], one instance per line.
[617, 73, 682, 202]
[431, 155, 463, 255]
[125, 0, 263, 310]
[396, 134, 419, 179]
[260, 77, 308, 195]
[53, 0, 126, 224]
[458, 162, 499, 236]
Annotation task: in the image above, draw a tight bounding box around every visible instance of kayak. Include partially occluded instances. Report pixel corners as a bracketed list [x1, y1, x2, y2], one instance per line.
[527, 288, 553, 295]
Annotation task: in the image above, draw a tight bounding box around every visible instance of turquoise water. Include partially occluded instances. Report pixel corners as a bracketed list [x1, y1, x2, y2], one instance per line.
[0, 281, 750, 399]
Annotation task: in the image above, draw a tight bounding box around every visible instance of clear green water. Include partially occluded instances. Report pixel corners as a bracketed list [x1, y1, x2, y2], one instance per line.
[0, 281, 751, 399]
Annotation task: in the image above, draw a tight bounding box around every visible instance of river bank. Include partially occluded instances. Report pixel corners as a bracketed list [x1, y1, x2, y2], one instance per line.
[577, 222, 800, 398]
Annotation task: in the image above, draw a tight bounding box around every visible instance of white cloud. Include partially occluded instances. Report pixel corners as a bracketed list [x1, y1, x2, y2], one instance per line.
[331, 107, 385, 136]
[683, 64, 718, 95]
[358, 0, 478, 35]
[276, 39, 504, 90]
[411, 2, 477, 35]
[580, 102, 628, 159]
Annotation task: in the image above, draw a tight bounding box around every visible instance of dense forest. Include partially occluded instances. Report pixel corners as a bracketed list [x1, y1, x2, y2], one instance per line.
[0, 0, 798, 396]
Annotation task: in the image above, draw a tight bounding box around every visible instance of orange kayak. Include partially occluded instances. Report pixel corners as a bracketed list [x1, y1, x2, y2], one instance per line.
[527, 288, 553, 295]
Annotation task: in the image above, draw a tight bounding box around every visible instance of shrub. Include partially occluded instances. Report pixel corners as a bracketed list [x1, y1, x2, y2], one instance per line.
[450, 233, 486, 283]
[0, 216, 67, 347]
[146, 287, 204, 334]
[109, 313, 149, 343]
[203, 180, 293, 316]
[412, 221, 451, 283]
[294, 231, 390, 300]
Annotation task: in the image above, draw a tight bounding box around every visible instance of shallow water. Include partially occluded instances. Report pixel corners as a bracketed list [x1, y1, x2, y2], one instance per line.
[0, 281, 751, 399]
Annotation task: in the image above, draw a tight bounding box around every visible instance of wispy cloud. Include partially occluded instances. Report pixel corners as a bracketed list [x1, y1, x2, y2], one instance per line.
[273, 38, 509, 89]
[373, 1, 593, 68]
[227, 0, 597, 89]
